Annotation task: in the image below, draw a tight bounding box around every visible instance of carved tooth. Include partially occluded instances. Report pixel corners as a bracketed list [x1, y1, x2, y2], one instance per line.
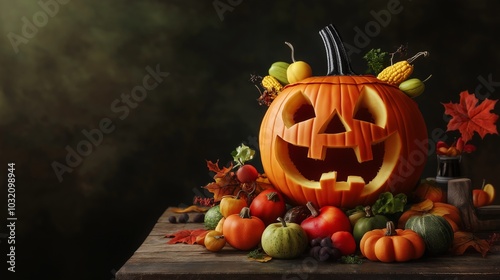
[347, 176, 366, 193]
[319, 171, 337, 190]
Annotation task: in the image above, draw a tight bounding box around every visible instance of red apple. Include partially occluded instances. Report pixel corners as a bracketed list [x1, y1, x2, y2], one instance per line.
[301, 202, 351, 241]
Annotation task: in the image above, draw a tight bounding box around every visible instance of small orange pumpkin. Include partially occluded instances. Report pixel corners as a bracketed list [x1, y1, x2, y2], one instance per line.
[204, 230, 226, 252]
[222, 207, 265, 251]
[360, 221, 425, 262]
[473, 189, 490, 208]
[413, 180, 444, 203]
[472, 181, 495, 208]
[259, 24, 428, 209]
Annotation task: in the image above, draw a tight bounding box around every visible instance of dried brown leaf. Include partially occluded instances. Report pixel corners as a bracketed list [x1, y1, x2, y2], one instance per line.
[452, 231, 490, 257]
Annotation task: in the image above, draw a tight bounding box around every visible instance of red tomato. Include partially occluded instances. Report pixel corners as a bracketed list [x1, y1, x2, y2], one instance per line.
[331, 231, 356, 256]
[249, 189, 286, 225]
[300, 203, 351, 240]
[236, 164, 259, 183]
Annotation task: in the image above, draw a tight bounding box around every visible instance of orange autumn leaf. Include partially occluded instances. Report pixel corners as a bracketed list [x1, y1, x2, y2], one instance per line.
[251, 175, 274, 195]
[204, 160, 241, 202]
[452, 231, 490, 257]
[442, 90, 499, 143]
[204, 181, 240, 202]
[256, 175, 274, 189]
[410, 199, 435, 212]
[166, 229, 209, 245]
[429, 207, 452, 216]
[206, 160, 233, 179]
[248, 254, 273, 263]
[170, 205, 210, 213]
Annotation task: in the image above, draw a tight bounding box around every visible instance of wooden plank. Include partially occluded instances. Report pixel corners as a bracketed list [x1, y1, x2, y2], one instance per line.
[116, 207, 500, 280]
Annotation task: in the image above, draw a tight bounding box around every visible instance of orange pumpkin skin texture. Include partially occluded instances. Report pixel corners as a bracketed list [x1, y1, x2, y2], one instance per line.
[360, 221, 425, 262]
[219, 193, 247, 218]
[414, 181, 444, 203]
[259, 75, 428, 209]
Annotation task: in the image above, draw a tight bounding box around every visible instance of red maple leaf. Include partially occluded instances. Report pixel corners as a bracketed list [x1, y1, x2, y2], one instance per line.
[165, 229, 209, 245]
[442, 91, 499, 143]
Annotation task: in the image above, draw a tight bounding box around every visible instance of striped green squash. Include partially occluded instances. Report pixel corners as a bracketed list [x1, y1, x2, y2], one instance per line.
[404, 214, 454, 255]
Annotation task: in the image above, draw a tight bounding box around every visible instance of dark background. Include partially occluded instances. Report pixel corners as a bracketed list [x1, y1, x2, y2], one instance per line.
[1, 0, 499, 279]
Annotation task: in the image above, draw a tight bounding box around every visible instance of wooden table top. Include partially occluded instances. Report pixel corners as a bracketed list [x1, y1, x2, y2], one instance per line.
[116, 207, 500, 280]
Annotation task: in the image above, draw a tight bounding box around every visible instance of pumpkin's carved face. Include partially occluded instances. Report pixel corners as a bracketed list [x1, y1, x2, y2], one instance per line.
[259, 76, 428, 208]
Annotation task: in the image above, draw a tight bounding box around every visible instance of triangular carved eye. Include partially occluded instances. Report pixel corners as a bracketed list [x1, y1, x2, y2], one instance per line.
[282, 90, 316, 128]
[354, 106, 375, 124]
[353, 86, 387, 128]
[322, 111, 348, 134]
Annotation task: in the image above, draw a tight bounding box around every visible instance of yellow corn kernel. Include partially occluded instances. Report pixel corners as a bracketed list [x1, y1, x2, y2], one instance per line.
[261, 75, 283, 92]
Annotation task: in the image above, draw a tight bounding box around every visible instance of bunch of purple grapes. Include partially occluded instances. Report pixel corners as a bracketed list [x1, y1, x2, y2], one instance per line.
[309, 237, 342, 262]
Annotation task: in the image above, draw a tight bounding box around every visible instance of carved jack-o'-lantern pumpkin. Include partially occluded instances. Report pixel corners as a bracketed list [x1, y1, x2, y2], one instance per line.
[259, 25, 428, 209]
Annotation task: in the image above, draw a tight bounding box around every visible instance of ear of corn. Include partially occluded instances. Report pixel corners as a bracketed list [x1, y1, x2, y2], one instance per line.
[377, 51, 429, 86]
[376, 60, 413, 86]
[262, 75, 283, 92]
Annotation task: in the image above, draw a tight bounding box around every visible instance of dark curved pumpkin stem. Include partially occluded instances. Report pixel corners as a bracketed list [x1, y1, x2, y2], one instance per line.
[277, 217, 287, 227]
[319, 24, 355, 76]
[266, 192, 280, 202]
[235, 189, 246, 199]
[305, 201, 319, 217]
[384, 221, 397, 236]
[239, 207, 251, 219]
[364, 206, 374, 218]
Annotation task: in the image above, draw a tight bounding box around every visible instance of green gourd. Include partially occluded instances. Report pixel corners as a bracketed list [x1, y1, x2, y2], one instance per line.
[268, 61, 290, 85]
[399, 75, 432, 98]
[204, 205, 223, 230]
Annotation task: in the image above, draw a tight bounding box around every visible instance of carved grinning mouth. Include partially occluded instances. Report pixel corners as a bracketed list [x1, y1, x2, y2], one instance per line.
[274, 132, 400, 193]
[283, 139, 385, 183]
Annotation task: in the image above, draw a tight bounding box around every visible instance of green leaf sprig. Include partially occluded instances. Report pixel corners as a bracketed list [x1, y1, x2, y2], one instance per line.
[247, 248, 265, 259]
[340, 254, 363, 264]
[231, 143, 255, 168]
[363, 48, 388, 75]
[371, 192, 407, 215]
